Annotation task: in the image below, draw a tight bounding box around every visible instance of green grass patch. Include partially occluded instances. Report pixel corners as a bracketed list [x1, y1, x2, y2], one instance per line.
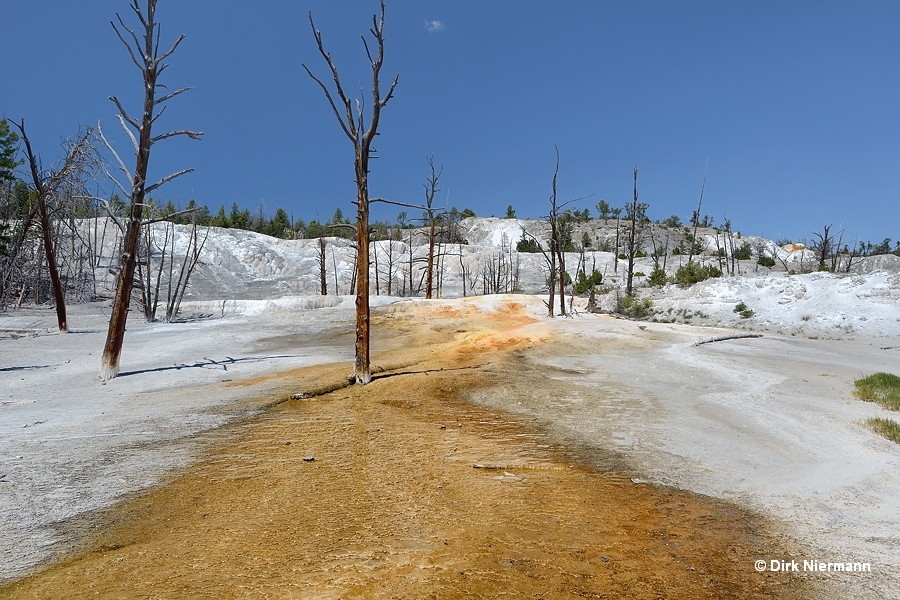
[863, 417, 900, 444]
[854, 372, 900, 410]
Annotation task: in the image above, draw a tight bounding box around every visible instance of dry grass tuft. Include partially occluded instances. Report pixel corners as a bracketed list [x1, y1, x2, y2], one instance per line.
[864, 417, 900, 444]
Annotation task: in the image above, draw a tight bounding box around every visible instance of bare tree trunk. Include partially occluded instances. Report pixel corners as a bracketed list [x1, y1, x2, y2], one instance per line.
[557, 247, 566, 315]
[458, 249, 467, 297]
[688, 160, 708, 266]
[404, 229, 413, 296]
[151, 223, 170, 320]
[103, 203, 144, 378]
[626, 168, 638, 295]
[614, 216, 620, 273]
[548, 235, 557, 316]
[373, 240, 380, 295]
[100, 0, 202, 380]
[331, 244, 340, 295]
[425, 217, 436, 299]
[34, 241, 44, 305]
[35, 175, 66, 330]
[350, 243, 359, 297]
[831, 229, 844, 272]
[318, 237, 328, 295]
[384, 228, 395, 295]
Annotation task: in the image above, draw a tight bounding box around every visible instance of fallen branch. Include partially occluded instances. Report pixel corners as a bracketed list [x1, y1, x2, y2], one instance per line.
[694, 333, 763, 346]
[289, 362, 488, 399]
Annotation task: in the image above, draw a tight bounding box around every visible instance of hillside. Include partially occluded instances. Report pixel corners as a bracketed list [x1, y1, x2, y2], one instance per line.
[68, 216, 898, 339]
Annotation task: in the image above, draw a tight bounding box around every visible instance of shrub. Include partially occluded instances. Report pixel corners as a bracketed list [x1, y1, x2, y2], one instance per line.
[673, 261, 721, 287]
[516, 236, 542, 253]
[733, 302, 754, 319]
[618, 294, 654, 320]
[854, 373, 900, 411]
[663, 215, 683, 228]
[736, 242, 752, 260]
[757, 255, 776, 267]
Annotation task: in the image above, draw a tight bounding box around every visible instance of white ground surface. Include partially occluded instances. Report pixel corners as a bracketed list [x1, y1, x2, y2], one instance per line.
[476, 300, 900, 598]
[0, 298, 364, 580]
[2, 274, 899, 597]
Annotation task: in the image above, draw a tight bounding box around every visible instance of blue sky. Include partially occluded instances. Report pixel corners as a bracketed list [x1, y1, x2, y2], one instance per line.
[3, 1, 899, 245]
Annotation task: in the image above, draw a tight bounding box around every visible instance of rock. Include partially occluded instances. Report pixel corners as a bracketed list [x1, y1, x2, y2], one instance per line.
[302, 456, 315, 462]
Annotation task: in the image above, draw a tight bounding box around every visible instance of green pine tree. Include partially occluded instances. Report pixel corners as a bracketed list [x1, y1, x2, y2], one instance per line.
[0, 119, 21, 184]
[211, 205, 229, 228]
[268, 207, 291, 238]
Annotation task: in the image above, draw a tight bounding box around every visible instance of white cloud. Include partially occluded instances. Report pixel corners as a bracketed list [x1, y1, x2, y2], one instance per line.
[425, 19, 444, 33]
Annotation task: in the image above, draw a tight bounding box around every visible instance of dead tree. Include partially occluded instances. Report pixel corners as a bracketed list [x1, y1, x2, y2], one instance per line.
[165, 218, 209, 322]
[12, 121, 97, 332]
[613, 211, 621, 273]
[624, 166, 648, 297]
[687, 160, 708, 265]
[304, 0, 398, 384]
[317, 237, 328, 295]
[721, 216, 737, 275]
[546, 152, 562, 316]
[99, 0, 202, 381]
[830, 229, 846, 273]
[811, 224, 842, 272]
[380, 224, 399, 295]
[422, 154, 442, 299]
[138, 218, 169, 321]
[136, 213, 208, 323]
[524, 149, 588, 316]
[331, 243, 340, 294]
[457, 247, 469, 297]
[713, 225, 725, 274]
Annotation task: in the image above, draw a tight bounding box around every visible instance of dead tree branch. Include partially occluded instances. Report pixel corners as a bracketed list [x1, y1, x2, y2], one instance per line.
[693, 333, 764, 346]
